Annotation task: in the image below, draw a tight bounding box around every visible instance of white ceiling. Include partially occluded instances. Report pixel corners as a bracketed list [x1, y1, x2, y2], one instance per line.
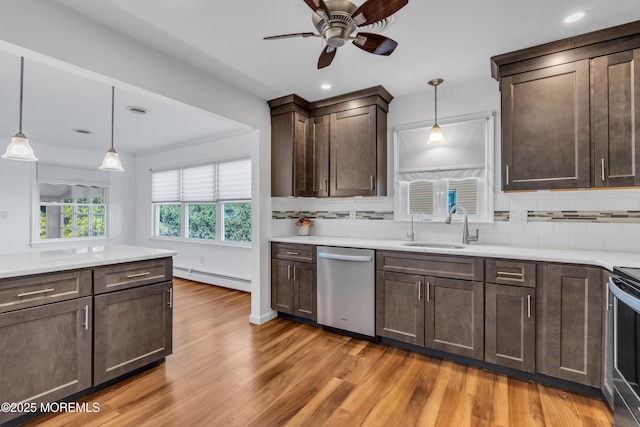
[2, 0, 640, 155]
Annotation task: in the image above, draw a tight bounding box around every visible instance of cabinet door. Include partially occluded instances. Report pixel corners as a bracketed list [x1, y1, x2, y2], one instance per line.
[425, 277, 484, 359]
[94, 282, 173, 385]
[602, 272, 614, 408]
[501, 61, 590, 190]
[485, 283, 535, 372]
[376, 271, 425, 346]
[271, 111, 310, 197]
[545, 264, 602, 387]
[592, 49, 640, 187]
[311, 115, 330, 197]
[329, 105, 377, 196]
[293, 261, 317, 320]
[293, 112, 312, 196]
[271, 259, 293, 314]
[0, 297, 92, 424]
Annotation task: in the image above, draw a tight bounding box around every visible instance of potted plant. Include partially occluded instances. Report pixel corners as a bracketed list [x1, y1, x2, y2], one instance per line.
[295, 217, 313, 236]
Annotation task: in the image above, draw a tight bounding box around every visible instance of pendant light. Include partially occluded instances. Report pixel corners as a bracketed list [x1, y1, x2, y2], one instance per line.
[99, 86, 124, 171]
[2, 57, 38, 161]
[427, 78, 445, 145]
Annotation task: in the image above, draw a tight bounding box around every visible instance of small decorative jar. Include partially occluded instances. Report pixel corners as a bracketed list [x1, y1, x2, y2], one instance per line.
[295, 217, 313, 236]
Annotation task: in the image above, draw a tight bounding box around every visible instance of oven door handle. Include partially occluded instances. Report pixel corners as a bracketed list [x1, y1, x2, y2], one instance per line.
[609, 277, 640, 312]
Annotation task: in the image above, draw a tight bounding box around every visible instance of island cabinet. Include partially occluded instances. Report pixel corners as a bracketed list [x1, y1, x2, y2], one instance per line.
[0, 269, 93, 424]
[540, 264, 603, 387]
[271, 242, 317, 321]
[93, 258, 174, 385]
[492, 20, 640, 190]
[268, 85, 391, 197]
[484, 260, 537, 373]
[376, 251, 484, 359]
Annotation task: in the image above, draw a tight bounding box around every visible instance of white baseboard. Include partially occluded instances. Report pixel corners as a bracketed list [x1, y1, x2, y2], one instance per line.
[173, 267, 251, 292]
[249, 310, 277, 325]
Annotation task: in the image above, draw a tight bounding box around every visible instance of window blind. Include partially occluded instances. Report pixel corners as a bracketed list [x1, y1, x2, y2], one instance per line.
[449, 179, 478, 215]
[182, 164, 216, 202]
[37, 163, 110, 188]
[218, 158, 251, 201]
[397, 115, 489, 180]
[151, 158, 251, 203]
[152, 169, 181, 202]
[408, 181, 434, 215]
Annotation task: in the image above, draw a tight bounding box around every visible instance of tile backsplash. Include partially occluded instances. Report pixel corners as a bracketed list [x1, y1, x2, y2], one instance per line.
[272, 189, 640, 253]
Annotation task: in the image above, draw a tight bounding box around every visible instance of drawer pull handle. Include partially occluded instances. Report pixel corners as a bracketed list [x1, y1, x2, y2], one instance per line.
[497, 271, 524, 279]
[287, 264, 291, 280]
[168, 288, 173, 308]
[17, 288, 55, 297]
[601, 158, 605, 182]
[418, 281, 422, 301]
[527, 295, 531, 318]
[426, 282, 431, 302]
[126, 272, 151, 279]
[286, 252, 299, 255]
[506, 165, 510, 186]
[83, 305, 89, 330]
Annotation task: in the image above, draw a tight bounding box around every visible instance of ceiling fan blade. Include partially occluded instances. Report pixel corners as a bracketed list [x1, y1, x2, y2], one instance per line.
[352, 0, 408, 26]
[318, 46, 337, 69]
[264, 32, 317, 40]
[353, 32, 398, 55]
[302, 0, 319, 11]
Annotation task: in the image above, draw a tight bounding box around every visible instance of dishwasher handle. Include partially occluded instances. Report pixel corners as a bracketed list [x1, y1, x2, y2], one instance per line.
[318, 252, 372, 262]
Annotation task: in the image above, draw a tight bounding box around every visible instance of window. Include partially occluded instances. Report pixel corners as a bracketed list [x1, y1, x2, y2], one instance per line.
[151, 158, 251, 244]
[395, 112, 494, 222]
[36, 164, 110, 242]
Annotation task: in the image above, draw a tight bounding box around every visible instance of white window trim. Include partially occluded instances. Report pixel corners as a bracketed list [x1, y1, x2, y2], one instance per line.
[31, 165, 112, 247]
[393, 111, 495, 223]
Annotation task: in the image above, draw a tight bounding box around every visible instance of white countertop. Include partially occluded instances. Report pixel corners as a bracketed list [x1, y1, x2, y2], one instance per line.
[0, 245, 177, 279]
[271, 236, 640, 271]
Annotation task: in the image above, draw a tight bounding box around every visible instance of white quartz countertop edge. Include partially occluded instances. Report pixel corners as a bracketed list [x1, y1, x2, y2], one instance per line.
[0, 245, 177, 279]
[271, 236, 640, 271]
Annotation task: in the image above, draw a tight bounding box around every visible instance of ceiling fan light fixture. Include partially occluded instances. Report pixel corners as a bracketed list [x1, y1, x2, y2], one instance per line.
[3, 57, 38, 162]
[2, 132, 38, 161]
[427, 78, 445, 145]
[100, 86, 124, 172]
[321, 83, 332, 90]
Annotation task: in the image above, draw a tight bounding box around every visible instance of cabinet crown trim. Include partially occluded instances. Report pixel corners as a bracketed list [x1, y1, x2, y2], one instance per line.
[491, 19, 640, 80]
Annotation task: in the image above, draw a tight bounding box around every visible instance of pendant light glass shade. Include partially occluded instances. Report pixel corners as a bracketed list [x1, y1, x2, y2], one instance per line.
[99, 86, 124, 171]
[427, 78, 445, 145]
[2, 57, 38, 161]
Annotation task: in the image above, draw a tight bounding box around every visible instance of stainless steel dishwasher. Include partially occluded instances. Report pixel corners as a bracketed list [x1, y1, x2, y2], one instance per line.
[317, 246, 375, 337]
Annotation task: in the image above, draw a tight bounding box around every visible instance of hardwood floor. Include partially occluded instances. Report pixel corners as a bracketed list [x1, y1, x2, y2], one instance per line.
[24, 278, 613, 427]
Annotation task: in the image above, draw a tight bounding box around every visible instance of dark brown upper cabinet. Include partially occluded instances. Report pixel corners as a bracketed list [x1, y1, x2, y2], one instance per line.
[492, 20, 640, 191]
[268, 86, 392, 197]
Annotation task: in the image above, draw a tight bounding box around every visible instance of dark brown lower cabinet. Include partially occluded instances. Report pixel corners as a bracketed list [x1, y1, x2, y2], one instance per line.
[93, 282, 173, 385]
[425, 277, 484, 359]
[271, 259, 317, 321]
[376, 271, 425, 346]
[544, 264, 602, 387]
[0, 297, 92, 424]
[485, 283, 535, 372]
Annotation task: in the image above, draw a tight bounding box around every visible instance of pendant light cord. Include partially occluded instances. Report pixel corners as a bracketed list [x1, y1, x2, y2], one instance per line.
[433, 84, 438, 125]
[18, 56, 24, 133]
[111, 86, 115, 150]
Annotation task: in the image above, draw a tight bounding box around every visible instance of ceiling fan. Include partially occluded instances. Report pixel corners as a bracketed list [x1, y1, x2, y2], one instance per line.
[264, 0, 409, 69]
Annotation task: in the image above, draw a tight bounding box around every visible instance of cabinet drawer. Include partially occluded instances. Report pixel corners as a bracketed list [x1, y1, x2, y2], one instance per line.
[272, 242, 316, 262]
[486, 259, 536, 288]
[94, 258, 172, 294]
[0, 269, 92, 314]
[376, 251, 483, 281]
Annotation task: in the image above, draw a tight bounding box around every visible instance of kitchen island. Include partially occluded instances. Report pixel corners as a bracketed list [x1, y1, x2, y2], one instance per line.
[0, 245, 176, 425]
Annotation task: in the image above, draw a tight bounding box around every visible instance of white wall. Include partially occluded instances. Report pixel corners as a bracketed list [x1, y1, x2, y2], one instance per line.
[0, 0, 275, 324]
[135, 132, 254, 292]
[274, 77, 640, 254]
[0, 142, 136, 253]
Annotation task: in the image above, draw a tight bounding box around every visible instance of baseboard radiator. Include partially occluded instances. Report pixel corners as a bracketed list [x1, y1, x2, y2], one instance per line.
[173, 266, 251, 284]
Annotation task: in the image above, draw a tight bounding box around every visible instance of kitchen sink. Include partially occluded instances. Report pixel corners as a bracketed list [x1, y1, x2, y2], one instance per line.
[401, 241, 466, 249]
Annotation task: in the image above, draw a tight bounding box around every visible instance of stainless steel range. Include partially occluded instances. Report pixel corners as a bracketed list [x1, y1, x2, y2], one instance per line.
[610, 267, 640, 427]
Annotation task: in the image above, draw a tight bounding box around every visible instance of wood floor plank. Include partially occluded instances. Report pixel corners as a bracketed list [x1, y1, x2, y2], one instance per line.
[21, 278, 613, 427]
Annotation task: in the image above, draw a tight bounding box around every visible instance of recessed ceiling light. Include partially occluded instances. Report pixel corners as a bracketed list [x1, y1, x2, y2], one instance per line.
[321, 83, 332, 90]
[564, 11, 586, 23]
[72, 129, 93, 135]
[126, 106, 149, 115]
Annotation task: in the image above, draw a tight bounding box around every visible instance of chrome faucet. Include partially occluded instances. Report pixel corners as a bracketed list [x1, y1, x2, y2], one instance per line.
[445, 204, 478, 245]
[407, 215, 415, 241]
